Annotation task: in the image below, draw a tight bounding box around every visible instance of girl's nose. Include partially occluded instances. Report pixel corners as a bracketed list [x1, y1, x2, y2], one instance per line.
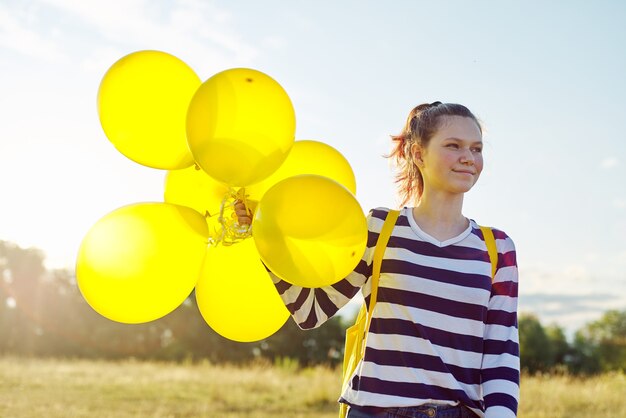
[460, 149, 475, 165]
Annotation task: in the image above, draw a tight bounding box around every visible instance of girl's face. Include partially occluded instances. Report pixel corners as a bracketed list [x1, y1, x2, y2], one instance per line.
[414, 115, 483, 196]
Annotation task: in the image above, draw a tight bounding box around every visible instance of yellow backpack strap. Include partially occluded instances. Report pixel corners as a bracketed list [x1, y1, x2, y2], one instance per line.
[370, 209, 400, 310]
[362, 209, 400, 353]
[479, 226, 498, 281]
[338, 209, 401, 418]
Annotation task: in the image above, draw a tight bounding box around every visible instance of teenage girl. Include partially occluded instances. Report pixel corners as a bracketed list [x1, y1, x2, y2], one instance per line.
[236, 102, 519, 418]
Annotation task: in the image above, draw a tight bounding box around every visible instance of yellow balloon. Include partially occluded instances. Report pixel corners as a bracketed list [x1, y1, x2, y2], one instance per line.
[98, 50, 201, 169]
[186, 68, 296, 186]
[76, 203, 209, 323]
[196, 238, 289, 342]
[252, 175, 368, 288]
[246, 140, 357, 202]
[164, 164, 231, 218]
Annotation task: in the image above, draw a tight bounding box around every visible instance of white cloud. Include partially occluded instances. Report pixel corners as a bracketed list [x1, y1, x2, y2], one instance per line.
[518, 257, 626, 336]
[40, 0, 260, 76]
[613, 197, 626, 209]
[583, 252, 599, 262]
[262, 35, 288, 50]
[562, 264, 590, 281]
[80, 46, 126, 73]
[600, 157, 619, 169]
[0, 2, 67, 62]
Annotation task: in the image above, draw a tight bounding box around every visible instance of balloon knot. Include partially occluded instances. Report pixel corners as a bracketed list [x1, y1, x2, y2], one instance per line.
[209, 187, 253, 247]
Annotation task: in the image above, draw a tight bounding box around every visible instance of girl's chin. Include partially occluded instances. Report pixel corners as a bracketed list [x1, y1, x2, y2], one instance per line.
[449, 183, 476, 194]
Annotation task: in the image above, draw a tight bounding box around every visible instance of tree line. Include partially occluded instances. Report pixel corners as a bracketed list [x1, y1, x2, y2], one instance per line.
[1, 240, 624, 373]
[518, 311, 625, 374]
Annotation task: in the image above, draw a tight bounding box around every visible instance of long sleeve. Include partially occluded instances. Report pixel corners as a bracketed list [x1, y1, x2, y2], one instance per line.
[270, 209, 388, 329]
[481, 231, 520, 418]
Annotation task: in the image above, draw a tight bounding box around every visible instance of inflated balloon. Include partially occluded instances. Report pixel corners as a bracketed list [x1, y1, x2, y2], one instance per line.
[76, 203, 209, 323]
[164, 164, 231, 218]
[246, 140, 357, 202]
[196, 238, 289, 342]
[186, 68, 296, 186]
[253, 175, 368, 288]
[98, 50, 200, 169]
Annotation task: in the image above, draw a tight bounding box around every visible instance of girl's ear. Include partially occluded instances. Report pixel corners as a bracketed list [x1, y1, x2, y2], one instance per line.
[411, 143, 424, 167]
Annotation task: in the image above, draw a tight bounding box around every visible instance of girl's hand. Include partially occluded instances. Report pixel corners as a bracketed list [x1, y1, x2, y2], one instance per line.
[234, 199, 252, 226]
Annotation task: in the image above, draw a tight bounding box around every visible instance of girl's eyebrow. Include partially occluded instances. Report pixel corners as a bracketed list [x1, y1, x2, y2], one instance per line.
[443, 137, 483, 144]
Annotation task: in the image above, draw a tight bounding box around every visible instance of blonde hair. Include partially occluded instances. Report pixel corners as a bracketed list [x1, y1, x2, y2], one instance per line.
[387, 102, 482, 206]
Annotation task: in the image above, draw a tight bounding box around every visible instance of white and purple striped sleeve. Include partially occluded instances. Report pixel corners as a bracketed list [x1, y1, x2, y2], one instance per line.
[481, 231, 520, 418]
[270, 209, 387, 329]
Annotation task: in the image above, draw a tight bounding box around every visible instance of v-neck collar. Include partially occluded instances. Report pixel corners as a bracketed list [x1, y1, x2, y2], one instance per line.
[403, 207, 473, 247]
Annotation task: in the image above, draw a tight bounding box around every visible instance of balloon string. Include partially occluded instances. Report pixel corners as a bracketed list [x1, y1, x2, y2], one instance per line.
[208, 187, 252, 247]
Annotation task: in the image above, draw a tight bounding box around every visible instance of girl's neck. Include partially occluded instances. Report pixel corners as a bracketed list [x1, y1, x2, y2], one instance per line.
[411, 191, 468, 241]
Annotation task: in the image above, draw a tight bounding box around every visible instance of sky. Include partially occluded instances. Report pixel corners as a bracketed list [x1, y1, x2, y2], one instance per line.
[1, 0, 625, 336]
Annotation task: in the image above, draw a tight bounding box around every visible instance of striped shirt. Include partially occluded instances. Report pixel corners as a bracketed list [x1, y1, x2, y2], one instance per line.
[271, 207, 520, 418]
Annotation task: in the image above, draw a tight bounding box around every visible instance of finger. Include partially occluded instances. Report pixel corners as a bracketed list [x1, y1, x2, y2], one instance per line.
[234, 202, 253, 217]
[235, 208, 249, 216]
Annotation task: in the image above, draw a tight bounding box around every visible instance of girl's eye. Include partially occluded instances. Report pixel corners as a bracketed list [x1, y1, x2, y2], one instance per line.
[472, 147, 483, 153]
[446, 143, 459, 149]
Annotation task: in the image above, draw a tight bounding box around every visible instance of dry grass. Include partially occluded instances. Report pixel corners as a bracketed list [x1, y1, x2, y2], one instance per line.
[0, 357, 340, 418]
[520, 371, 626, 418]
[0, 357, 624, 417]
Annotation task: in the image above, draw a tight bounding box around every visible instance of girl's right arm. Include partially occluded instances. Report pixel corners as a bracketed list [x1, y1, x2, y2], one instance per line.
[267, 209, 387, 329]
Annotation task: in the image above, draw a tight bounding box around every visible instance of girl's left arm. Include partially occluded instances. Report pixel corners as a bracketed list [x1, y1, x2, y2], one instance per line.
[481, 231, 520, 418]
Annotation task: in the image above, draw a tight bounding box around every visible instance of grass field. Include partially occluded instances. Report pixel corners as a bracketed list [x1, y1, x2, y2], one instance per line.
[0, 357, 624, 418]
